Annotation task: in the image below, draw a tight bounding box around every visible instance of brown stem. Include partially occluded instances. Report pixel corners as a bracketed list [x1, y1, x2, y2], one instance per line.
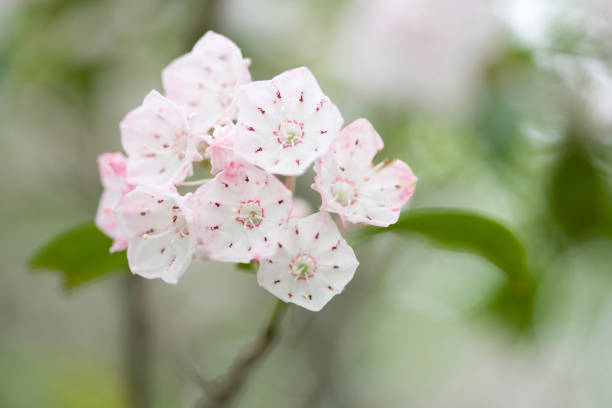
[124, 274, 152, 408]
[200, 300, 288, 408]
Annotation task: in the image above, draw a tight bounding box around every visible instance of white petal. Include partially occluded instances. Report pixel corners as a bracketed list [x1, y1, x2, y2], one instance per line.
[234, 67, 343, 175]
[162, 31, 251, 135]
[190, 161, 292, 262]
[120, 90, 196, 186]
[257, 212, 358, 311]
[127, 232, 193, 284]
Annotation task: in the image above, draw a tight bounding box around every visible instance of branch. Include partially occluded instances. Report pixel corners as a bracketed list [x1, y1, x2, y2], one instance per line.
[200, 299, 288, 408]
[124, 274, 152, 408]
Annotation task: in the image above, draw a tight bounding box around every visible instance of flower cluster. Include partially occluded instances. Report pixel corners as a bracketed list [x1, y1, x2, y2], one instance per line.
[96, 31, 417, 311]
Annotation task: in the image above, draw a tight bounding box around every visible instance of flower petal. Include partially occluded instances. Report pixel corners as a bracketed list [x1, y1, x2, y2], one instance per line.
[191, 161, 292, 263]
[257, 212, 358, 311]
[162, 31, 251, 135]
[120, 90, 197, 186]
[234, 67, 343, 175]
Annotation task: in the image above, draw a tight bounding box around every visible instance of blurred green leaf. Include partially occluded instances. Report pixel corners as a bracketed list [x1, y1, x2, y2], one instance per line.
[352, 208, 529, 279]
[549, 139, 612, 240]
[29, 222, 127, 290]
[351, 207, 535, 331]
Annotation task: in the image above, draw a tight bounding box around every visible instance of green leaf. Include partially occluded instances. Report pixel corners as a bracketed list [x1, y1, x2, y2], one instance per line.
[351, 208, 528, 279]
[350, 207, 535, 331]
[548, 138, 612, 240]
[29, 222, 127, 290]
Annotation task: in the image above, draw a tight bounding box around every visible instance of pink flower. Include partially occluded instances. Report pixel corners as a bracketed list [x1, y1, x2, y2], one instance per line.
[162, 31, 251, 135]
[95, 152, 134, 252]
[204, 123, 236, 174]
[312, 119, 417, 227]
[114, 185, 194, 284]
[190, 161, 292, 263]
[257, 212, 359, 311]
[120, 90, 202, 186]
[234, 67, 343, 175]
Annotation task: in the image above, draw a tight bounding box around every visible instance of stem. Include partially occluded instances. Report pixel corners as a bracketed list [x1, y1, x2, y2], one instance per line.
[124, 274, 152, 408]
[200, 300, 288, 408]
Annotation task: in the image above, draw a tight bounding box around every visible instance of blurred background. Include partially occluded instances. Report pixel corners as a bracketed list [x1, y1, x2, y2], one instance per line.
[2, 0, 612, 406]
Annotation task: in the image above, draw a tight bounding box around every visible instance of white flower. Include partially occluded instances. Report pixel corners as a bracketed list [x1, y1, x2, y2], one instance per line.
[234, 67, 343, 175]
[162, 31, 251, 135]
[190, 161, 292, 263]
[120, 90, 202, 186]
[312, 119, 417, 226]
[257, 212, 359, 311]
[114, 185, 194, 284]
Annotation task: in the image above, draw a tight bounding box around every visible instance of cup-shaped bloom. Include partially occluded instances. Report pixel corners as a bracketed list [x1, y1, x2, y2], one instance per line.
[234, 67, 343, 175]
[190, 161, 292, 263]
[114, 185, 194, 284]
[257, 212, 359, 311]
[95, 152, 134, 252]
[312, 119, 417, 227]
[120, 90, 202, 186]
[162, 31, 251, 135]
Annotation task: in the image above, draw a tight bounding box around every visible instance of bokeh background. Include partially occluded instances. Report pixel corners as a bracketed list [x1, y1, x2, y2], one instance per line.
[2, 0, 612, 407]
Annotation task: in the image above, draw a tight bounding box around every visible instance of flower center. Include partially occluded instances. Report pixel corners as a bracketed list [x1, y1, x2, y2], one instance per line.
[274, 120, 304, 148]
[290, 253, 317, 281]
[330, 178, 357, 207]
[235, 200, 264, 229]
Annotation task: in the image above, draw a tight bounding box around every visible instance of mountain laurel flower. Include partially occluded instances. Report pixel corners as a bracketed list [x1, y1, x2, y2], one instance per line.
[95, 152, 134, 252]
[312, 119, 417, 227]
[257, 212, 359, 311]
[205, 123, 236, 174]
[162, 31, 251, 135]
[96, 32, 423, 310]
[234, 67, 343, 176]
[114, 185, 194, 284]
[120, 90, 202, 186]
[190, 161, 292, 263]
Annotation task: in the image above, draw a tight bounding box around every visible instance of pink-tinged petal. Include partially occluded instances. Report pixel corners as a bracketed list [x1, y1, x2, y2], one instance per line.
[114, 185, 194, 283]
[234, 67, 343, 176]
[356, 160, 417, 226]
[205, 124, 236, 174]
[312, 119, 417, 226]
[120, 90, 199, 186]
[257, 212, 359, 312]
[190, 161, 292, 263]
[98, 152, 129, 189]
[162, 31, 251, 135]
[95, 152, 134, 250]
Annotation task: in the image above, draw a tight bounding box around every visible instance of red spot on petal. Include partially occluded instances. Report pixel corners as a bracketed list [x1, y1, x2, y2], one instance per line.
[157, 199, 164, 204]
[274, 279, 280, 284]
[247, 126, 255, 131]
[328, 285, 334, 291]
[308, 294, 312, 300]
[276, 90, 281, 99]
[315, 232, 319, 239]
[288, 293, 293, 298]
[320, 130, 327, 134]
[278, 243, 283, 248]
[258, 107, 265, 114]
[255, 147, 263, 153]
[140, 212, 146, 216]
[299, 91, 304, 102]
[278, 199, 284, 204]
[333, 265, 339, 269]
[215, 202, 221, 207]
[160, 248, 166, 254]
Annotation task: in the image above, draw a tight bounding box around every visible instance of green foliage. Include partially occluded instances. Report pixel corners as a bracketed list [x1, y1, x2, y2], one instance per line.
[351, 208, 535, 330]
[549, 138, 612, 240]
[29, 222, 127, 290]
